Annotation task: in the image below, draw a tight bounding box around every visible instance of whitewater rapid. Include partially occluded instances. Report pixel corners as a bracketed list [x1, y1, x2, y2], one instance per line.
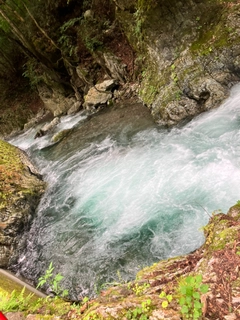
[9, 84, 240, 298]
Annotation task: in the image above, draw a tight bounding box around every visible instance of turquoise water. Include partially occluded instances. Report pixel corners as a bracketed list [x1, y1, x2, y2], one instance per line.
[10, 84, 240, 299]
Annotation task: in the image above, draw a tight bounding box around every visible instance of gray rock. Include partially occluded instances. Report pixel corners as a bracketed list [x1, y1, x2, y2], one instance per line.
[67, 101, 82, 115]
[38, 84, 76, 117]
[83, 79, 118, 110]
[34, 117, 60, 138]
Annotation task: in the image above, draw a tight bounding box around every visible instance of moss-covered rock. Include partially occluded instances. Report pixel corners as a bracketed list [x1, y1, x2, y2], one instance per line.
[0, 140, 45, 267]
[115, 0, 240, 126]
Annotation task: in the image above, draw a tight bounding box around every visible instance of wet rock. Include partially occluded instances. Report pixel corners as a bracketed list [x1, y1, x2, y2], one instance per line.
[227, 203, 240, 219]
[23, 109, 53, 131]
[34, 117, 60, 138]
[51, 128, 73, 143]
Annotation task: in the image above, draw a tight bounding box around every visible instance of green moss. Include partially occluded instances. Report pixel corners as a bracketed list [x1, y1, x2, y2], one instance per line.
[203, 214, 240, 252]
[0, 140, 23, 169]
[51, 129, 73, 143]
[0, 139, 44, 210]
[191, 6, 240, 56]
[210, 226, 238, 251]
[139, 65, 170, 105]
[0, 140, 24, 208]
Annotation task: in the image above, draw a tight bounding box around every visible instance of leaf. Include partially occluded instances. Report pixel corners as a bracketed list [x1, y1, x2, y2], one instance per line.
[195, 274, 202, 284]
[194, 300, 202, 309]
[179, 297, 186, 306]
[185, 296, 192, 305]
[185, 276, 192, 284]
[193, 309, 201, 319]
[159, 291, 166, 298]
[162, 301, 168, 308]
[55, 273, 64, 282]
[186, 286, 193, 296]
[180, 286, 187, 295]
[167, 294, 173, 302]
[62, 289, 69, 297]
[200, 284, 209, 293]
[181, 305, 189, 314]
[193, 291, 200, 299]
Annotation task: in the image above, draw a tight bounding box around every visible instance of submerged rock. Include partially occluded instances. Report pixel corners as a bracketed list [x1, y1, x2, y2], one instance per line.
[51, 128, 73, 143]
[0, 140, 45, 267]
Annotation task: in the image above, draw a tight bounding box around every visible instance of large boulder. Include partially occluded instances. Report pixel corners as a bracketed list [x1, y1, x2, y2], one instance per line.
[0, 140, 45, 267]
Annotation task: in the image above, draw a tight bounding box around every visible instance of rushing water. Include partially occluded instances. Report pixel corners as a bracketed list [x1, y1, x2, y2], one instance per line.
[9, 84, 240, 299]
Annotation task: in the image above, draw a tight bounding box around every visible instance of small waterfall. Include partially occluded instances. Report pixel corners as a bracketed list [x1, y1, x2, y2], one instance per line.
[9, 84, 240, 299]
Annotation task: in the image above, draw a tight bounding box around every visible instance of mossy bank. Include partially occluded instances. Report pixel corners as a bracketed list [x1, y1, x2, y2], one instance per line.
[0, 140, 45, 267]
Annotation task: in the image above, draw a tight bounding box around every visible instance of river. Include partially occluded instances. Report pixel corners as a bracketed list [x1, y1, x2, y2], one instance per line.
[9, 85, 240, 299]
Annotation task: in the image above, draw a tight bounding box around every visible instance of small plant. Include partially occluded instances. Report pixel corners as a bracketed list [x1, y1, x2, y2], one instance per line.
[175, 90, 182, 100]
[22, 59, 43, 88]
[171, 71, 178, 84]
[159, 291, 173, 308]
[0, 288, 34, 312]
[126, 299, 152, 320]
[178, 274, 208, 320]
[132, 282, 150, 296]
[134, 0, 156, 43]
[37, 262, 69, 298]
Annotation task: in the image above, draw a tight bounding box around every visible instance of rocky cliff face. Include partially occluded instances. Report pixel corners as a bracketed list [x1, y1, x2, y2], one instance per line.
[2, 0, 240, 136]
[0, 140, 45, 267]
[40, 0, 240, 126]
[114, 0, 240, 125]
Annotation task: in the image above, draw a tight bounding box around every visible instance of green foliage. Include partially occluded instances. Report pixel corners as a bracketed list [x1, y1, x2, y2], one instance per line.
[134, 0, 156, 42]
[37, 262, 69, 298]
[0, 287, 34, 312]
[175, 90, 182, 100]
[22, 59, 42, 88]
[132, 283, 150, 296]
[126, 299, 152, 320]
[84, 36, 103, 52]
[58, 17, 83, 58]
[60, 17, 82, 33]
[159, 291, 173, 308]
[178, 275, 208, 320]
